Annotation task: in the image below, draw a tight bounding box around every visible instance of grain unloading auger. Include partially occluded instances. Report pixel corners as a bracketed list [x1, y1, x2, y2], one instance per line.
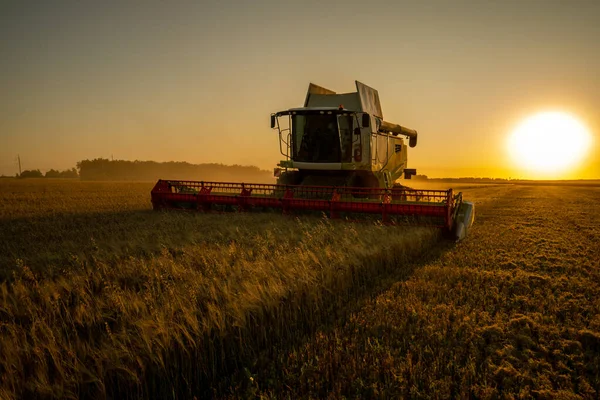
[151, 81, 474, 240]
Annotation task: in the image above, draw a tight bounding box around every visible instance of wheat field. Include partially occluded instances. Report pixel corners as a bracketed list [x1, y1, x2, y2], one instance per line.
[0, 179, 599, 399]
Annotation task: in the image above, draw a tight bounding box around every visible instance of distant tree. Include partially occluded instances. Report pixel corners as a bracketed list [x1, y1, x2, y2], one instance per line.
[19, 169, 43, 178]
[413, 174, 428, 180]
[60, 168, 79, 178]
[44, 169, 61, 178]
[44, 168, 78, 178]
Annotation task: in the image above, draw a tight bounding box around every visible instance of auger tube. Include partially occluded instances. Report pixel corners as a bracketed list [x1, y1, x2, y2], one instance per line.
[379, 121, 418, 147]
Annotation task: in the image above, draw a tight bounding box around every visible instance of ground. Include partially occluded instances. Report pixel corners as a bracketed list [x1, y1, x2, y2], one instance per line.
[0, 179, 598, 399]
[249, 183, 600, 399]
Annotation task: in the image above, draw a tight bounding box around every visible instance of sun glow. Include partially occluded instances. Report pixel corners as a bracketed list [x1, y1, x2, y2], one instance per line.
[508, 112, 592, 177]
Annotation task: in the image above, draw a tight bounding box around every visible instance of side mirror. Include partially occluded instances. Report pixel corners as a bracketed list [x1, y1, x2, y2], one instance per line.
[270, 115, 276, 128]
[361, 113, 370, 128]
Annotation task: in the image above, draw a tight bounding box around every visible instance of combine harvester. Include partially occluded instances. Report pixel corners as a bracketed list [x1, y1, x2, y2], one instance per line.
[151, 81, 474, 240]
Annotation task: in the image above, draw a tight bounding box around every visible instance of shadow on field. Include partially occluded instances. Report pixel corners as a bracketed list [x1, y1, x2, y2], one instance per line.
[133, 238, 456, 399]
[210, 241, 455, 398]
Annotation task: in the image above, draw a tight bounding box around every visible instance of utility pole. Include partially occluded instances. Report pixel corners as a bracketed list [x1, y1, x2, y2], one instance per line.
[17, 155, 22, 176]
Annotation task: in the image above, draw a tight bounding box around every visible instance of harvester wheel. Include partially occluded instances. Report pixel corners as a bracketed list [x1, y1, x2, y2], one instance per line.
[274, 171, 303, 198]
[349, 174, 379, 199]
[276, 171, 302, 186]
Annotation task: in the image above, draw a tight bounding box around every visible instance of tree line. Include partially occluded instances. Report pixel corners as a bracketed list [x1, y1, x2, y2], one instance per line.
[12, 159, 273, 183]
[17, 168, 79, 179]
[76, 159, 273, 182]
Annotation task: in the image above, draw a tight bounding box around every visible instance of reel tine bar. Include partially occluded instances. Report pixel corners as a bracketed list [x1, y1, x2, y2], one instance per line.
[151, 180, 455, 228]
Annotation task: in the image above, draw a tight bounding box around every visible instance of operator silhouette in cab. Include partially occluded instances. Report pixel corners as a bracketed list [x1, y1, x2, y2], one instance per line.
[318, 122, 340, 162]
[298, 118, 340, 163]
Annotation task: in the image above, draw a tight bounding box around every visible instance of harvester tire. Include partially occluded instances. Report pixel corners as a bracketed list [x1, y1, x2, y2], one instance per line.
[349, 174, 379, 199]
[277, 171, 302, 186]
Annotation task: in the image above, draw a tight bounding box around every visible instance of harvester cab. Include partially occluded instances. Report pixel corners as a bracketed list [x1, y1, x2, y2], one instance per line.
[270, 81, 418, 188]
[151, 81, 475, 241]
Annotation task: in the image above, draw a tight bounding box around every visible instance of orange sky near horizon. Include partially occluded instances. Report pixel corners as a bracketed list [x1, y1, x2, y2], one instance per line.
[1, 1, 599, 180]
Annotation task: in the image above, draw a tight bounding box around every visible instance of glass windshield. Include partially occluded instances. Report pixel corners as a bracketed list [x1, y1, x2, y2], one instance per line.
[338, 114, 353, 163]
[292, 114, 341, 163]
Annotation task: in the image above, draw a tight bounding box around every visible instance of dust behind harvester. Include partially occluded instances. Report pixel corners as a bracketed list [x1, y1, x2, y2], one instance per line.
[151, 81, 474, 240]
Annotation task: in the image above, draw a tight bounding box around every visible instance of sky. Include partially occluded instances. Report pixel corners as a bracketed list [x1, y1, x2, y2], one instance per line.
[1, 0, 599, 179]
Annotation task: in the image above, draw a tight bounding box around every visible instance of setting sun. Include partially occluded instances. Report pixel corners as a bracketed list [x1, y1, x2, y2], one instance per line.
[508, 112, 592, 177]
